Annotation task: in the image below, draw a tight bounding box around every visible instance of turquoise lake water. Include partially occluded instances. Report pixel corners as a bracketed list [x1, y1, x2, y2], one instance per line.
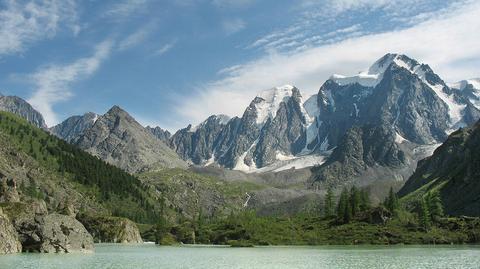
[0, 244, 479, 269]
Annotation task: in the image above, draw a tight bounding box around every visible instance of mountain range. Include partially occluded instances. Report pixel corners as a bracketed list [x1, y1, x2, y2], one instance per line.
[1, 53, 479, 198]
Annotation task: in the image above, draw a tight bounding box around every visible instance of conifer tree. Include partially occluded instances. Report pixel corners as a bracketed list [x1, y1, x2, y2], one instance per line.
[336, 188, 349, 223]
[324, 187, 335, 218]
[426, 190, 444, 220]
[419, 197, 430, 230]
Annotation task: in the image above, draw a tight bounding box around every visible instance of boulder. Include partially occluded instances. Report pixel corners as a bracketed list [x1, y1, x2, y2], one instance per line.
[79, 214, 143, 243]
[2, 201, 94, 253]
[0, 207, 22, 254]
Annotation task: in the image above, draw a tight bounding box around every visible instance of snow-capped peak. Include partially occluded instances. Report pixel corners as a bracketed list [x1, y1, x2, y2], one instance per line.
[254, 85, 296, 125]
[187, 114, 231, 133]
[330, 53, 420, 88]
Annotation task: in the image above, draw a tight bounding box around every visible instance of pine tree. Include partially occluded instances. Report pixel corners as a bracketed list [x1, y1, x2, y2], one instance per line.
[336, 188, 348, 223]
[350, 186, 361, 217]
[385, 187, 399, 215]
[324, 187, 335, 218]
[360, 189, 371, 212]
[426, 191, 444, 220]
[419, 197, 431, 230]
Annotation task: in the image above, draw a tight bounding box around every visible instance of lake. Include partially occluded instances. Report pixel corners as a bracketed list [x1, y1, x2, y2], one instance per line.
[0, 244, 479, 269]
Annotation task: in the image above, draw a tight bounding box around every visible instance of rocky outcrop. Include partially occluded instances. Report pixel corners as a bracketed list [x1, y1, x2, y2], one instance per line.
[0, 207, 22, 254]
[49, 112, 98, 143]
[146, 126, 171, 143]
[75, 105, 187, 173]
[79, 214, 143, 243]
[0, 174, 20, 203]
[311, 124, 409, 187]
[0, 95, 47, 129]
[2, 201, 94, 253]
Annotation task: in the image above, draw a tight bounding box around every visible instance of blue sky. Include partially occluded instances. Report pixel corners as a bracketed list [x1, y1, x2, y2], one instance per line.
[1, 0, 480, 131]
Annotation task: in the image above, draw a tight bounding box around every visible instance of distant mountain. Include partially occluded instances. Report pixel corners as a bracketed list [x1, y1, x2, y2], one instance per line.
[146, 126, 171, 143]
[75, 105, 187, 174]
[50, 112, 98, 143]
[398, 120, 480, 216]
[0, 95, 47, 129]
[170, 86, 320, 171]
[170, 54, 480, 182]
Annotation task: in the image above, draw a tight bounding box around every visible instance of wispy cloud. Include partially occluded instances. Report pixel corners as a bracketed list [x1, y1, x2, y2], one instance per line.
[27, 40, 113, 126]
[118, 20, 159, 51]
[174, 0, 480, 126]
[104, 0, 149, 18]
[0, 0, 78, 56]
[154, 41, 176, 56]
[222, 18, 246, 35]
[248, 0, 465, 53]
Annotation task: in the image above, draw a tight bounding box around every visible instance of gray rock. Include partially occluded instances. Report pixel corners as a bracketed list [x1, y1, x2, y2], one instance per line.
[0, 174, 20, 203]
[0, 207, 22, 254]
[2, 202, 94, 253]
[0, 95, 47, 129]
[146, 126, 171, 143]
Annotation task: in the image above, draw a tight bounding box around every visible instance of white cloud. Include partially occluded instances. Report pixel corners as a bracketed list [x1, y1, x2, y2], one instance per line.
[222, 18, 246, 35]
[174, 1, 480, 127]
[27, 40, 113, 126]
[154, 41, 176, 56]
[0, 0, 78, 56]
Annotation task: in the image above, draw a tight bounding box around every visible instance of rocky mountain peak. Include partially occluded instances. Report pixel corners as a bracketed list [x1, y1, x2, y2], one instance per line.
[0, 95, 47, 129]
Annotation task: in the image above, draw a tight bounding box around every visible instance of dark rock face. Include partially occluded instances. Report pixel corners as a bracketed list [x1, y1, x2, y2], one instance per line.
[399, 120, 480, 216]
[146, 126, 171, 143]
[0, 175, 20, 203]
[49, 112, 98, 143]
[75, 106, 187, 173]
[169, 115, 229, 164]
[312, 124, 407, 186]
[0, 95, 47, 129]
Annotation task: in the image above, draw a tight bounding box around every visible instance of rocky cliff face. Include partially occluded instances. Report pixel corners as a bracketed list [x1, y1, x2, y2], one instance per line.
[0, 207, 22, 254]
[169, 115, 229, 164]
[399, 120, 480, 216]
[146, 126, 171, 143]
[2, 201, 94, 253]
[0, 95, 47, 129]
[49, 112, 98, 143]
[75, 106, 187, 173]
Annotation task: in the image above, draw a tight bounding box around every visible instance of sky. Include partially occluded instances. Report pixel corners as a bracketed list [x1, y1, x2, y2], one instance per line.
[0, 0, 479, 131]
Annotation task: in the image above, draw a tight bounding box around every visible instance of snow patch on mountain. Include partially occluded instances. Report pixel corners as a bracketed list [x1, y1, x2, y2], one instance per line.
[233, 140, 258, 172]
[254, 85, 295, 125]
[253, 155, 328, 173]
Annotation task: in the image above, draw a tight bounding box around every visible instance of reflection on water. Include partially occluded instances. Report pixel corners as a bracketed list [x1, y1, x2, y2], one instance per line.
[0, 244, 479, 269]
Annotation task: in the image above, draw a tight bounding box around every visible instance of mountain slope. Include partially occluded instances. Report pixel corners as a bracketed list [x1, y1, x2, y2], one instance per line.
[0, 95, 47, 129]
[75, 106, 187, 174]
[398, 120, 480, 216]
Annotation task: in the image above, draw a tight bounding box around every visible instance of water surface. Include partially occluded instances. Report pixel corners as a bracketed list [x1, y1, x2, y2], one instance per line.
[1, 244, 479, 269]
